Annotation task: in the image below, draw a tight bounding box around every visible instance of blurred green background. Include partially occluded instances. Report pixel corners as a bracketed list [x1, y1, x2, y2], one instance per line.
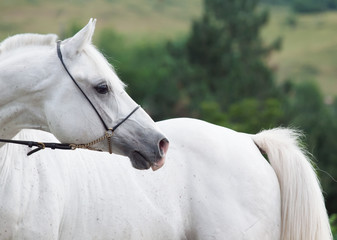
[1, 0, 337, 235]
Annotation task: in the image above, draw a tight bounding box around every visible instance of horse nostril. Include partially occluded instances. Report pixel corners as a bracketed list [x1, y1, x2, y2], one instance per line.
[158, 138, 169, 157]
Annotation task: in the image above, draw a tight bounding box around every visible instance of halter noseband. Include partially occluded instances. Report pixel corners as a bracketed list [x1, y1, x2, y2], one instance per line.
[0, 41, 140, 155]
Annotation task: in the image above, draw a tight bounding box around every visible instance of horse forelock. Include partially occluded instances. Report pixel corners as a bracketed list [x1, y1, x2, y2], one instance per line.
[0, 33, 58, 54]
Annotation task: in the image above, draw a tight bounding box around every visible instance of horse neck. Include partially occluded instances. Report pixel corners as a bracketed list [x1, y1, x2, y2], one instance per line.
[0, 47, 54, 142]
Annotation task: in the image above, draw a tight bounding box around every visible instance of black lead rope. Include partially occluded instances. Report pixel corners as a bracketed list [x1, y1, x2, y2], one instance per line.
[0, 41, 140, 156]
[0, 138, 73, 156]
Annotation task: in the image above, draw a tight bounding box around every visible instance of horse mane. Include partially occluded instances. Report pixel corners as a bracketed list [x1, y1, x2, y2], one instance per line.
[0, 32, 125, 89]
[0, 33, 58, 54]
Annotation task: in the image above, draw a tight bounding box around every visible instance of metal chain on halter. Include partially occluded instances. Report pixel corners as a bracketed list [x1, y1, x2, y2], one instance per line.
[69, 129, 114, 154]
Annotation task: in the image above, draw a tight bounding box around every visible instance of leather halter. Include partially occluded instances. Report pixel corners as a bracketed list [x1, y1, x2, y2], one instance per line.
[0, 41, 140, 156]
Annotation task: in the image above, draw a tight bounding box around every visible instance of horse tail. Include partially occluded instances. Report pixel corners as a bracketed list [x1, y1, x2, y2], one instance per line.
[251, 128, 332, 240]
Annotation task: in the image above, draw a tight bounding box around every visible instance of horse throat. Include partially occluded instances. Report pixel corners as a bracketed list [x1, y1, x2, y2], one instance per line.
[0, 51, 51, 143]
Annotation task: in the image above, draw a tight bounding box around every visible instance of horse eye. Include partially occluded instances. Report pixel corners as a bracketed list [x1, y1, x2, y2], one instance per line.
[94, 83, 109, 94]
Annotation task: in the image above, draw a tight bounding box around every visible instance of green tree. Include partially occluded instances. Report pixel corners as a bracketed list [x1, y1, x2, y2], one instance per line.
[98, 29, 183, 120]
[330, 214, 337, 239]
[286, 81, 337, 215]
[200, 98, 284, 133]
[292, 0, 337, 12]
[183, 0, 281, 109]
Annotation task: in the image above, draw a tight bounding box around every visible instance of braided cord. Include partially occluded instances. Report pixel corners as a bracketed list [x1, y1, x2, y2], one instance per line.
[69, 130, 113, 153]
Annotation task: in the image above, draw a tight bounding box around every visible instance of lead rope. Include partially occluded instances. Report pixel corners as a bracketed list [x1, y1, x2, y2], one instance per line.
[0, 103, 139, 156]
[0, 131, 113, 155]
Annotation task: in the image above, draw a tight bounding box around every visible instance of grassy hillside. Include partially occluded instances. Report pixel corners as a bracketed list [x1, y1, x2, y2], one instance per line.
[262, 6, 337, 98]
[1, 1, 337, 97]
[0, 0, 202, 42]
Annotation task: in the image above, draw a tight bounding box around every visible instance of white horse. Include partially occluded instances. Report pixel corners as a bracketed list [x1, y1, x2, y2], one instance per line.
[0, 19, 332, 240]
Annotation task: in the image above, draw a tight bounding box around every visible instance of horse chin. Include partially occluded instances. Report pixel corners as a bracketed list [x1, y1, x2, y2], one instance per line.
[129, 151, 166, 171]
[129, 151, 152, 170]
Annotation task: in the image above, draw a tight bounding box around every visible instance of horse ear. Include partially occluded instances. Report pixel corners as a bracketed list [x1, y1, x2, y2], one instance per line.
[62, 18, 96, 57]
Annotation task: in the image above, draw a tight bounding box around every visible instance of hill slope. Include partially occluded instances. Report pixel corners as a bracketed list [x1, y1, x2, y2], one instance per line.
[0, 0, 202, 42]
[263, 6, 337, 97]
[1, 1, 337, 97]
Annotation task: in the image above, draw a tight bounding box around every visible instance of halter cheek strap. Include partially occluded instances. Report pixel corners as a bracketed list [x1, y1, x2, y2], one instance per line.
[57, 41, 109, 130]
[56, 41, 140, 154]
[0, 41, 140, 156]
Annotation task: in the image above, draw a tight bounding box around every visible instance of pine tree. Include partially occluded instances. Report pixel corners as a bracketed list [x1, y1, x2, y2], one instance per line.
[184, 0, 281, 108]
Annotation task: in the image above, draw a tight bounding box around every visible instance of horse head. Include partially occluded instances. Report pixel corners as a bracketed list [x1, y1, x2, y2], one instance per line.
[0, 19, 168, 170]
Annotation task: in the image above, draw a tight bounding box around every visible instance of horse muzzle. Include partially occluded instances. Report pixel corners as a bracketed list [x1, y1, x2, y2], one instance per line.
[129, 138, 169, 171]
